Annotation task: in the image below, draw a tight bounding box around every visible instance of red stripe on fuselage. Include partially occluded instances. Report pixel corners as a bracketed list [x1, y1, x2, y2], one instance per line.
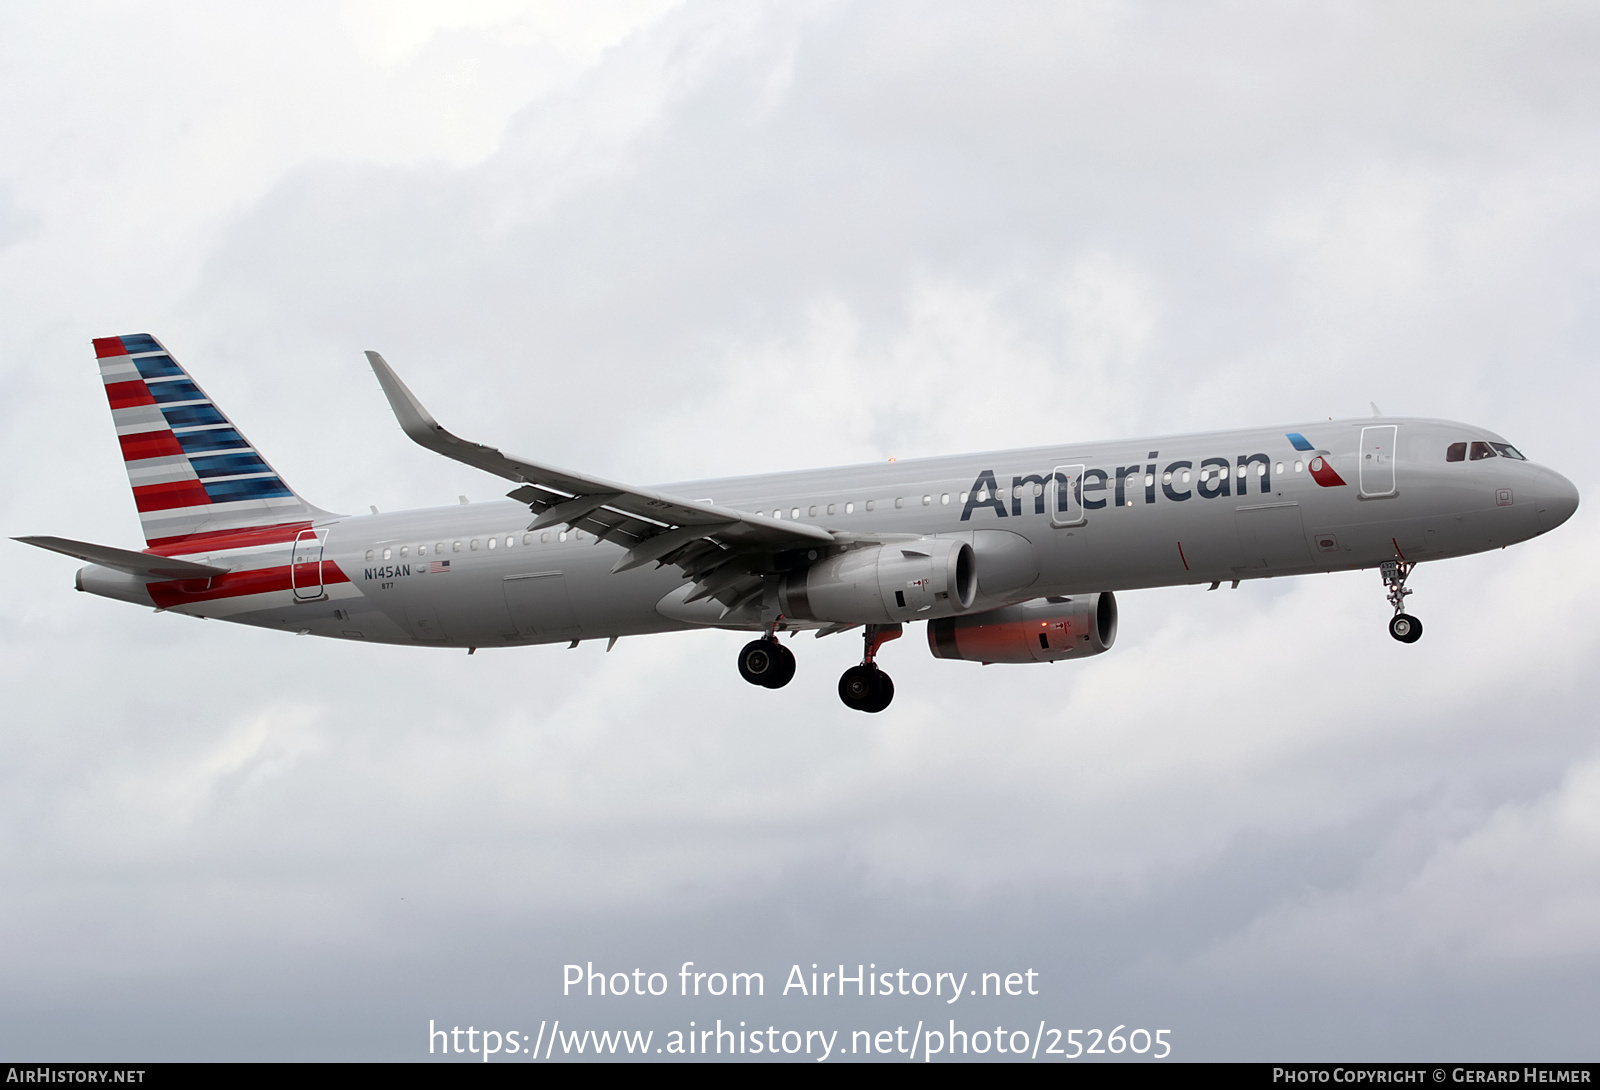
[1308, 456, 1347, 487]
[119, 429, 186, 461]
[144, 521, 314, 555]
[133, 479, 212, 512]
[147, 562, 350, 608]
[93, 337, 129, 358]
[105, 379, 155, 409]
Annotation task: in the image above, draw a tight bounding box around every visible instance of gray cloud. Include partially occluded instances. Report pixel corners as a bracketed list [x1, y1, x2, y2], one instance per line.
[2, 0, 1598, 1061]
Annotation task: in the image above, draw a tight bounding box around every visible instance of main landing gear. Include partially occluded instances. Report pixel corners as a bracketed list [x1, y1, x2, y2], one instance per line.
[738, 634, 796, 688]
[838, 624, 901, 713]
[736, 623, 902, 712]
[1381, 560, 1423, 644]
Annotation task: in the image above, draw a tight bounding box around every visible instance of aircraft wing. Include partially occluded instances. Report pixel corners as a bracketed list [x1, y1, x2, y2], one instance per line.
[366, 352, 834, 616]
[15, 535, 230, 580]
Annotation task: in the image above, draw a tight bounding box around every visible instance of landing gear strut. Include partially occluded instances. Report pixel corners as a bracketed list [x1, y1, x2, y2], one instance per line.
[839, 623, 900, 713]
[738, 635, 795, 688]
[1381, 560, 1423, 644]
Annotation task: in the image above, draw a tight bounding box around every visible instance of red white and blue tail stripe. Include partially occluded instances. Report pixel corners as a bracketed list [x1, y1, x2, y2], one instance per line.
[94, 334, 327, 548]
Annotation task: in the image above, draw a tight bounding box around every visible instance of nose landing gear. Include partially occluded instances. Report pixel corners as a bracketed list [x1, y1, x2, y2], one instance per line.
[838, 623, 900, 713]
[1382, 560, 1423, 643]
[738, 634, 796, 688]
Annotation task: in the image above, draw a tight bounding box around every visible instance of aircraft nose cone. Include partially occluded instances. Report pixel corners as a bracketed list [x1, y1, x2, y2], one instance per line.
[1533, 470, 1580, 533]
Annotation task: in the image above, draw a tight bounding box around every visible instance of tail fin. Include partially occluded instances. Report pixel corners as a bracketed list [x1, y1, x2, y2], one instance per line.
[94, 334, 333, 550]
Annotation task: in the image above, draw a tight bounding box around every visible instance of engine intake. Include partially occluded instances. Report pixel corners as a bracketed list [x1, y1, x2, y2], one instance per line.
[779, 538, 976, 624]
[927, 592, 1117, 663]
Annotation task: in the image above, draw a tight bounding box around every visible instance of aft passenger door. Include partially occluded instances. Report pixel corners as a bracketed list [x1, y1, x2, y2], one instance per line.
[291, 529, 326, 600]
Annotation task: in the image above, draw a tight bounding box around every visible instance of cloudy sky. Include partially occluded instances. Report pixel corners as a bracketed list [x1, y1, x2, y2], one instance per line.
[2, 0, 1598, 1062]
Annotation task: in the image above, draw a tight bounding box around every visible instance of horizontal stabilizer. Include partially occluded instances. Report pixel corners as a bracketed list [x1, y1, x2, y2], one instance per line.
[14, 535, 229, 580]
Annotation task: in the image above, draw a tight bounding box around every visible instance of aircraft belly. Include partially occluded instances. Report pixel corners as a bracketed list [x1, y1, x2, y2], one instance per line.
[503, 572, 580, 640]
[331, 535, 690, 647]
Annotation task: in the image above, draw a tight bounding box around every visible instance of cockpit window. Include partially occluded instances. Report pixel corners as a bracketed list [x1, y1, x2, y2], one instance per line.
[1451, 439, 1526, 463]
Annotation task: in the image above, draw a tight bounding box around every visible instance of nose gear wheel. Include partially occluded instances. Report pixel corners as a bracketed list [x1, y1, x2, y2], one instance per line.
[1380, 559, 1422, 643]
[1388, 613, 1422, 643]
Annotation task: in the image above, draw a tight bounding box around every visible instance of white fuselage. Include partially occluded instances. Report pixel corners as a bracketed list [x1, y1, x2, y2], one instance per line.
[78, 417, 1578, 651]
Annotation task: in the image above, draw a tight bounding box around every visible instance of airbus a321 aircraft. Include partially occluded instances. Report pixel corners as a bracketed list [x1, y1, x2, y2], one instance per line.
[18, 334, 1581, 712]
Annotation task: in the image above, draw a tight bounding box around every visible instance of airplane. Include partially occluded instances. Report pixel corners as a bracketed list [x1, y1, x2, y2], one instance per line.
[17, 334, 1581, 712]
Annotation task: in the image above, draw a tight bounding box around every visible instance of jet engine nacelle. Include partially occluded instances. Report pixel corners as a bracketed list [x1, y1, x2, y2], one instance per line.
[926, 592, 1118, 664]
[779, 538, 977, 624]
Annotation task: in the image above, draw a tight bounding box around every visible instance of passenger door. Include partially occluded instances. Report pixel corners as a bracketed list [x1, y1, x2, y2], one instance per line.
[1359, 425, 1398, 498]
[291, 529, 326, 600]
[1047, 464, 1086, 527]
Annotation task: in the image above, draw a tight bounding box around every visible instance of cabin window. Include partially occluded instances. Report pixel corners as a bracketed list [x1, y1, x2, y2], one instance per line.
[487, 537, 496, 550]
[845, 502, 855, 514]
[1292, 461, 1302, 474]
[1143, 474, 1154, 487]
[1470, 441, 1495, 461]
[1274, 462, 1283, 475]
[1255, 463, 1266, 477]
[452, 541, 462, 552]
[923, 495, 931, 505]
[470, 539, 479, 550]
[941, 493, 950, 505]
[827, 504, 836, 515]
[524, 534, 534, 545]
[1162, 472, 1171, 484]
[959, 492, 968, 503]
[575, 530, 585, 541]
[1181, 470, 1192, 483]
[1237, 465, 1247, 479]
[866, 500, 876, 512]
[1446, 442, 1467, 462]
[558, 531, 568, 542]
[809, 506, 818, 517]
[541, 532, 551, 543]
[382, 547, 391, 560]
[418, 544, 427, 556]
[364, 549, 374, 562]
[895, 497, 904, 509]
[506, 536, 514, 548]
[792, 507, 800, 519]
[399, 546, 409, 557]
